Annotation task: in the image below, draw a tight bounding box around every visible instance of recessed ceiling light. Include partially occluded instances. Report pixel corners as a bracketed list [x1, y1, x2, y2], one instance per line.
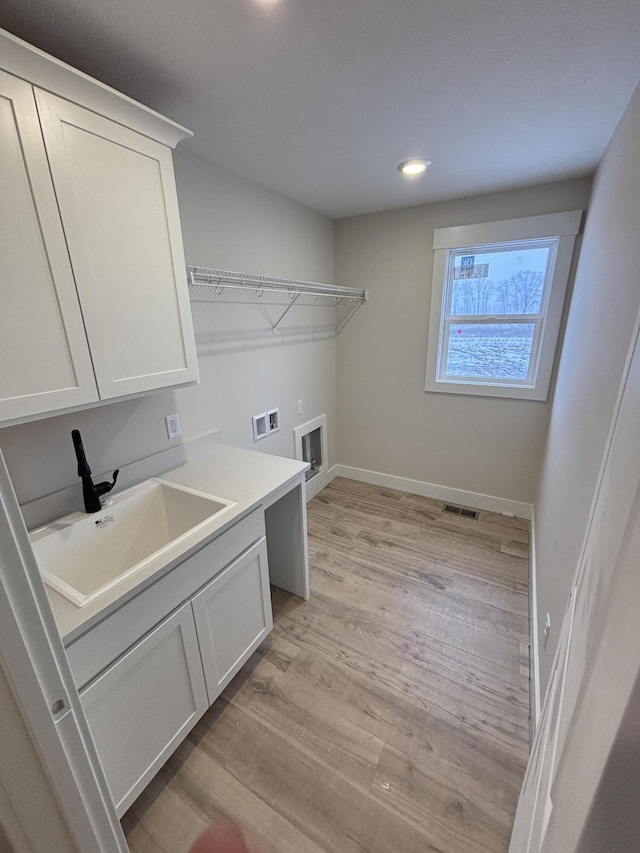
[397, 159, 431, 177]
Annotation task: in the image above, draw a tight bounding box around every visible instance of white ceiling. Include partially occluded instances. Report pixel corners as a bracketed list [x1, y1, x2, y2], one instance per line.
[2, 0, 639, 217]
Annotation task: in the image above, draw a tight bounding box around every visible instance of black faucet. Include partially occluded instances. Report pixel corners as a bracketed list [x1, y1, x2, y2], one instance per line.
[71, 429, 120, 514]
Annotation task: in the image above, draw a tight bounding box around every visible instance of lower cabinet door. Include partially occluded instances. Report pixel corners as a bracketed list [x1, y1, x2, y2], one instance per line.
[80, 602, 208, 816]
[192, 537, 273, 704]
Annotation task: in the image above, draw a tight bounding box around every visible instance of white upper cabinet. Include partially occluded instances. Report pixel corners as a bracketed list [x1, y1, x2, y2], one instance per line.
[0, 70, 99, 420]
[35, 91, 198, 399]
[0, 32, 198, 424]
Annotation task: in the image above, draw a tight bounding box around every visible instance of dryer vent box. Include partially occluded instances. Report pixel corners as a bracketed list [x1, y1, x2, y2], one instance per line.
[294, 414, 327, 483]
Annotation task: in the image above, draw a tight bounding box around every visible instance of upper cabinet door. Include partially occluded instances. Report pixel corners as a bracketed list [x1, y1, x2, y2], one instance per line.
[34, 89, 199, 399]
[0, 71, 98, 421]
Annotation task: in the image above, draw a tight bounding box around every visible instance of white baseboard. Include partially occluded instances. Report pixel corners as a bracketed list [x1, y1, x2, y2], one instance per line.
[529, 505, 541, 738]
[303, 464, 338, 500]
[332, 464, 532, 520]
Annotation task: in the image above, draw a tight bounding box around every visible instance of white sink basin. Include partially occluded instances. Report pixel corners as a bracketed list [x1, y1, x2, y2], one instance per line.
[30, 479, 235, 608]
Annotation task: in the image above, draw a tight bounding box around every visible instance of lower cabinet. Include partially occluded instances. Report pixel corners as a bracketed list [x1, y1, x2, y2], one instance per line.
[193, 537, 272, 703]
[78, 533, 272, 816]
[80, 602, 208, 816]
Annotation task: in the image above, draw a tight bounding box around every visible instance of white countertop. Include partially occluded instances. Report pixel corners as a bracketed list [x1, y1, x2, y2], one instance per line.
[162, 443, 308, 509]
[45, 444, 308, 643]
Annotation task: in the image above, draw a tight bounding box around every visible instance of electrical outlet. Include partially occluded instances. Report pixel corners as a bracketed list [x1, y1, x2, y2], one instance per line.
[297, 399, 304, 415]
[165, 413, 181, 439]
[543, 612, 551, 647]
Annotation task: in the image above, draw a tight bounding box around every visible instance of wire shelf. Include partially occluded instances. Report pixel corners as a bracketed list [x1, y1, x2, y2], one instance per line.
[187, 265, 367, 331]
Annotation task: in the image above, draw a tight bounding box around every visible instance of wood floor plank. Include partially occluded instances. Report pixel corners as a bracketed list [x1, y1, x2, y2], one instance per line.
[320, 479, 529, 546]
[450, 571, 528, 617]
[274, 613, 528, 761]
[284, 644, 527, 779]
[307, 518, 363, 553]
[500, 538, 530, 558]
[370, 743, 514, 853]
[189, 699, 445, 853]
[305, 497, 344, 528]
[252, 631, 302, 672]
[354, 524, 529, 584]
[277, 585, 526, 677]
[311, 547, 529, 645]
[399, 656, 529, 758]
[221, 645, 386, 789]
[123, 477, 529, 853]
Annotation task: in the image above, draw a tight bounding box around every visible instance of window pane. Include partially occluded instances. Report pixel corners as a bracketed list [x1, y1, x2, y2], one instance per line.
[444, 323, 535, 381]
[450, 245, 550, 315]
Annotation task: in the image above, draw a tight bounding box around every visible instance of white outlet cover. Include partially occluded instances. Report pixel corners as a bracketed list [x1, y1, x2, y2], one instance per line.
[165, 413, 181, 439]
[252, 413, 268, 442]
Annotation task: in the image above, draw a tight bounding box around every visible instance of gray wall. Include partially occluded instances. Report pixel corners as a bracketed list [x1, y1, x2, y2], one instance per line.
[334, 178, 591, 505]
[535, 85, 640, 692]
[577, 668, 640, 853]
[173, 149, 337, 462]
[0, 150, 336, 510]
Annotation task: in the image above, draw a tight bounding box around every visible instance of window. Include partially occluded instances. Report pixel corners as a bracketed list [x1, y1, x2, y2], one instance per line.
[425, 210, 582, 400]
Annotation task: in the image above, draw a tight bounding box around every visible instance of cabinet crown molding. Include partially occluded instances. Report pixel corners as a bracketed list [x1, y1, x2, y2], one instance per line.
[0, 27, 192, 148]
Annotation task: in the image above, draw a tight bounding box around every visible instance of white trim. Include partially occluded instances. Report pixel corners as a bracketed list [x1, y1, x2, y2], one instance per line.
[304, 464, 337, 500]
[252, 413, 269, 442]
[426, 211, 581, 401]
[0, 29, 191, 148]
[571, 304, 640, 603]
[293, 414, 329, 500]
[530, 307, 640, 736]
[433, 210, 583, 249]
[333, 464, 532, 519]
[0, 452, 127, 853]
[528, 505, 541, 738]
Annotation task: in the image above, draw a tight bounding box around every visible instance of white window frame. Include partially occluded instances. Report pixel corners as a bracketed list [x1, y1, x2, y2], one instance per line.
[425, 210, 582, 401]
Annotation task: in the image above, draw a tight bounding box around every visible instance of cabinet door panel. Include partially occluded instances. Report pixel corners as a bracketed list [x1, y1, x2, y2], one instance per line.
[0, 70, 98, 421]
[80, 602, 207, 817]
[65, 509, 265, 691]
[193, 538, 273, 704]
[34, 89, 198, 398]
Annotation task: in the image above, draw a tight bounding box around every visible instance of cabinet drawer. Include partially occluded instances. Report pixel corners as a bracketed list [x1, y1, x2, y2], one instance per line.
[66, 509, 264, 689]
[193, 537, 273, 704]
[80, 602, 208, 817]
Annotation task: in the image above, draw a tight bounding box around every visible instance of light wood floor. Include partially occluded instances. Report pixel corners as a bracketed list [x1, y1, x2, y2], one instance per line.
[123, 478, 530, 853]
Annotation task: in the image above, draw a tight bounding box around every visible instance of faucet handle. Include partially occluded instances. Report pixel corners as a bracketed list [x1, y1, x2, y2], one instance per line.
[95, 469, 120, 498]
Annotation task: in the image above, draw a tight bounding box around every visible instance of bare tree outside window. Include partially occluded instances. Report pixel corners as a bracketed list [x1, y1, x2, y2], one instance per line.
[427, 210, 582, 400]
[445, 244, 552, 380]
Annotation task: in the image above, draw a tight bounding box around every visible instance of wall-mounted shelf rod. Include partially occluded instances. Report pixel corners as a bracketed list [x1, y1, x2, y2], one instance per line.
[188, 266, 368, 331]
[188, 266, 367, 301]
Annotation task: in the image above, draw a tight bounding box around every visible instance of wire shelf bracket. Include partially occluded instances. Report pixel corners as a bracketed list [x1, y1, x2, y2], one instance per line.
[188, 265, 368, 332]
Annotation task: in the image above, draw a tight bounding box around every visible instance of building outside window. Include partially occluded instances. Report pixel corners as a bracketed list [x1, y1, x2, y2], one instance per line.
[425, 211, 583, 401]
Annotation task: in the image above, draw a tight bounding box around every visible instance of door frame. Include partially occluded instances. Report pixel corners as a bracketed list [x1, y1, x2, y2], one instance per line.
[0, 451, 127, 853]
